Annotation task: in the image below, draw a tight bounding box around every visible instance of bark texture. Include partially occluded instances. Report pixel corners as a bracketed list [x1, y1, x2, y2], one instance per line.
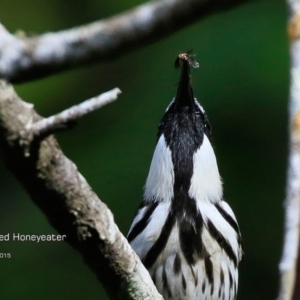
[0, 80, 162, 300]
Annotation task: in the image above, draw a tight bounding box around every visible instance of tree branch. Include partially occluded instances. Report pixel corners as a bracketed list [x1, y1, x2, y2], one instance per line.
[31, 88, 121, 138]
[0, 0, 251, 83]
[278, 1, 300, 299]
[0, 80, 162, 300]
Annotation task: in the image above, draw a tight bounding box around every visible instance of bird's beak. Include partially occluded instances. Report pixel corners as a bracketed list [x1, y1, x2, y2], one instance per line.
[174, 53, 198, 111]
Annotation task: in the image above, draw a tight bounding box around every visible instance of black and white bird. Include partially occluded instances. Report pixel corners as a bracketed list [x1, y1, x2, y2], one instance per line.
[128, 53, 242, 300]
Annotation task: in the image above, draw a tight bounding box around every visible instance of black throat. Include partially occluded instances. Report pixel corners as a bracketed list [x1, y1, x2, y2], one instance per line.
[158, 54, 205, 195]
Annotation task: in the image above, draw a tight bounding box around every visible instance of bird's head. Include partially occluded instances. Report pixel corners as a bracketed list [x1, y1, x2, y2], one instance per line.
[158, 53, 211, 144]
[144, 53, 222, 204]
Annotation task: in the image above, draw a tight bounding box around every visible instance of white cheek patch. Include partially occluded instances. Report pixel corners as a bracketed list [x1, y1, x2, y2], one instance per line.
[189, 134, 223, 204]
[144, 135, 174, 202]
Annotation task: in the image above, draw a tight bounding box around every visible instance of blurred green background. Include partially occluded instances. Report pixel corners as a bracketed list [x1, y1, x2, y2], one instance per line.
[0, 0, 288, 299]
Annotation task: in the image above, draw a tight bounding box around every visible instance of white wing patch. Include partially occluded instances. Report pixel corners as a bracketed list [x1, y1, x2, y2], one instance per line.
[130, 202, 171, 259]
[144, 135, 174, 203]
[127, 205, 148, 234]
[219, 200, 239, 224]
[189, 134, 223, 204]
[200, 201, 240, 261]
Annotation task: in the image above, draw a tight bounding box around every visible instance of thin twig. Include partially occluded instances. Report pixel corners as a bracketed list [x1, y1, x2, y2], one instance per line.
[278, 1, 300, 299]
[31, 88, 121, 138]
[0, 0, 252, 83]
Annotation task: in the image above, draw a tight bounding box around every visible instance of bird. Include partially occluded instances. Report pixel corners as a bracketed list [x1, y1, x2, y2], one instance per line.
[127, 53, 242, 300]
